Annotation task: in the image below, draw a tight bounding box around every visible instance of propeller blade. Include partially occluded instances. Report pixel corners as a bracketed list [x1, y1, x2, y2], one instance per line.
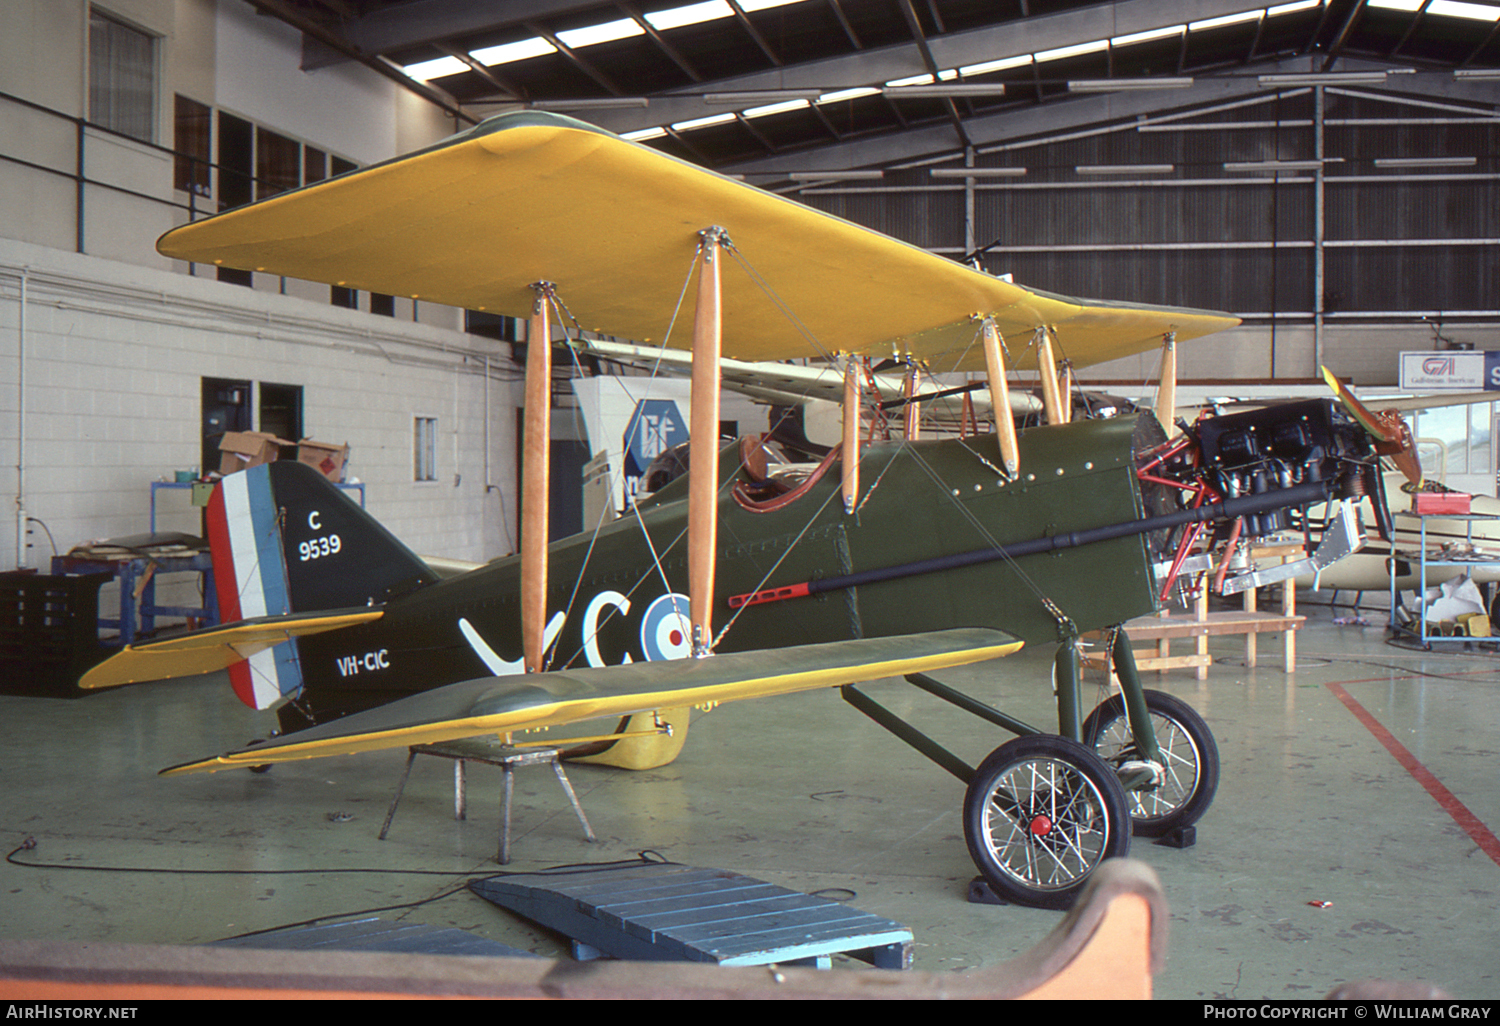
[1321, 366, 1395, 443]
[1321, 366, 1422, 486]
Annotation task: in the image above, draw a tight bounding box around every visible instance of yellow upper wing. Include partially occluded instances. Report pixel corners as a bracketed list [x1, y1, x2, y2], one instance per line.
[157, 112, 1236, 372]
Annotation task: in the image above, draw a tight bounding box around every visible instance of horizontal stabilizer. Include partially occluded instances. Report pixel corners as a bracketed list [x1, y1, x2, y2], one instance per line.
[160, 627, 1021, 776]
[78, 609, 384, 690]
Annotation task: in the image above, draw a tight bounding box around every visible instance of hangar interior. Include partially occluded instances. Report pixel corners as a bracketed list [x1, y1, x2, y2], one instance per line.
[2, 0, 1499, 1001]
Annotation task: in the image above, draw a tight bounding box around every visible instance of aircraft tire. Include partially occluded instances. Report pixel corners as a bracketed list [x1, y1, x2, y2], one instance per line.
[1082, 690, 1219, 838]
[244, 737, 272, 774]
[963, 734, 1131, 910]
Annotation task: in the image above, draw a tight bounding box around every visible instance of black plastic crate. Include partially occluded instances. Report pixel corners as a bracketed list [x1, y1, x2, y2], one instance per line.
[0, 571, 114, 692]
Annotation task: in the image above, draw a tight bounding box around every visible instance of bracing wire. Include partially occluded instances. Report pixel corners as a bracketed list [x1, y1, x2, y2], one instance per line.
[900, 441, 1067, 630]
[541, 249, 702, 670]
[709, 474, 845, 650]
[541, 228, 1080, 660]
[721, 242, 838, 366]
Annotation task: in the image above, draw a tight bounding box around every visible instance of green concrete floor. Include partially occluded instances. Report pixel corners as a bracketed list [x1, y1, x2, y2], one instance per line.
[2, 607, 1496, 999]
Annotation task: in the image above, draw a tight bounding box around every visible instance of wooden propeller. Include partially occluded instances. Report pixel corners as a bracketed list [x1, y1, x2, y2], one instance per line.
[1321, 366, 1422, 486]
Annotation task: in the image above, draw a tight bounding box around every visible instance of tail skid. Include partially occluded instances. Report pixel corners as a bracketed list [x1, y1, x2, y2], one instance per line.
[564, 708, 692, 769]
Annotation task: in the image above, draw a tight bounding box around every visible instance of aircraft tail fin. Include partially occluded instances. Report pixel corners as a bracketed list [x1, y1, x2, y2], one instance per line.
[208, 462, 437, 709]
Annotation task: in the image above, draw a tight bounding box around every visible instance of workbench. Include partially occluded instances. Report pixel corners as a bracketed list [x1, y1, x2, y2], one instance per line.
[50, 550, 217, 646]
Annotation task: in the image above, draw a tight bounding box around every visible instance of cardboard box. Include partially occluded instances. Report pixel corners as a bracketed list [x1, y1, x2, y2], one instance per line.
[218, 432, 289, 475]
[296, 438, 350, 482]
[1413, 491, 1470, 516]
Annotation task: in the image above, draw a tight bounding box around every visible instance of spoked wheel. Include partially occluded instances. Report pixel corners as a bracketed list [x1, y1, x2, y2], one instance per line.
[1082, 690, 1219, 838]
[963, 735, 1131, 910]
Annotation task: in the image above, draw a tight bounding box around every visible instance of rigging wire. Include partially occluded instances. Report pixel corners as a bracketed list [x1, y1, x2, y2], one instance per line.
[709, 471, 846, 650]
[537, 229, 1079, 660]
[721, 243, 837, 367]
[542, 248, 700, 670]
[540, 294, 610, 671]
[546, 232, 789, 668]
[899, 442, 1073, 637]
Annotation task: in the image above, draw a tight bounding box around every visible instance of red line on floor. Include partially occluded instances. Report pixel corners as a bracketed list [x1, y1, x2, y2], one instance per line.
[1325, 680, 1500, 868]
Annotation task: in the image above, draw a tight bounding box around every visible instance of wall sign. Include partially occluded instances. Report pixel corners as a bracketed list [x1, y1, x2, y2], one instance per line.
[1398, 351, 1500, 392]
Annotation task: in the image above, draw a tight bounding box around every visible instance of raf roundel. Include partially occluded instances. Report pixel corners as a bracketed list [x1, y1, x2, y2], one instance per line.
[639, 593, 694, 661]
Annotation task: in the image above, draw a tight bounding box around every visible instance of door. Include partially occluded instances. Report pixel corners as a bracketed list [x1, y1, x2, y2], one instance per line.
[201, 377, 252, 476]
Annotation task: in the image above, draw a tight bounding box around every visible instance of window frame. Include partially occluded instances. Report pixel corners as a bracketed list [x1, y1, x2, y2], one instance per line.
[88, 7, 158, 145]
[414, 415, 439, 483]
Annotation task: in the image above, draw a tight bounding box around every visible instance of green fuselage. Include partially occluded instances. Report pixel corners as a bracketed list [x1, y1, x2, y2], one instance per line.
[287, 415, 1162, 731]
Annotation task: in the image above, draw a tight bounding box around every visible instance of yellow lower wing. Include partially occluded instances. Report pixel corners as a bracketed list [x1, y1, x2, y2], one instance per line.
[78, 610, 384, 689]
[160, 628, 1021, 776]
[156, 112, 1237, 373]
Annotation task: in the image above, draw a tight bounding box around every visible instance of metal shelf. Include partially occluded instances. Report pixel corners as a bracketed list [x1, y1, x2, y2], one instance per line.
[1387, 512, 1500, 646]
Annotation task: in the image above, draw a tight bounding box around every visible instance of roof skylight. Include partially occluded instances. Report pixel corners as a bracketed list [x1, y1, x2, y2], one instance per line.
[644, 1, 734, 31]
[469, 38, 557, 66]
[1035, 39, 1110, 63]
[556, 18, 645, 48]
[405, 56, 469, 81]
[742, 99, 811, 118]
[1369, 0, 1499, 17]
[816, 87, 881, 103]
[671, 112, 737, 130]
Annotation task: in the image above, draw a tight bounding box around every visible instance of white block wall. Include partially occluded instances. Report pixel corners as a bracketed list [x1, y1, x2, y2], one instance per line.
[1, 238, 522, 575]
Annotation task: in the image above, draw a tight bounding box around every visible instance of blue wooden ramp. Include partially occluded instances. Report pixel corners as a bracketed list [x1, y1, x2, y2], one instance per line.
[212, 917, 538, 959]
[469, 862, 912, 969]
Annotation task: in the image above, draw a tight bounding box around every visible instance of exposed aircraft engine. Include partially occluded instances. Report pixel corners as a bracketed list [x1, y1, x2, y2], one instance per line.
[1136, 398, 1387, 600]
[1193, 399, 1382, 539]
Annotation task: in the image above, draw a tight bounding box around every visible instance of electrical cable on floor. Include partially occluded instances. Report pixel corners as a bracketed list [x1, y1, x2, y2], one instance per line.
[1323, 652, 1500, 678]
[1211, 648, 1498, 678]
[7, 837, 683, 944]
[5, 835, 676, 879]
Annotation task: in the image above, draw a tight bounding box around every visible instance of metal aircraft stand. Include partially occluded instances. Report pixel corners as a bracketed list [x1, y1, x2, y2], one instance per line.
[378, 738, 595, 864]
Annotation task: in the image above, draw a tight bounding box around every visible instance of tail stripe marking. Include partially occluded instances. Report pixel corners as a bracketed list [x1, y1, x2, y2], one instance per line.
[220, 470, 285, 618]
[215, 468, 302, 711]
[205, 484, 241, 624]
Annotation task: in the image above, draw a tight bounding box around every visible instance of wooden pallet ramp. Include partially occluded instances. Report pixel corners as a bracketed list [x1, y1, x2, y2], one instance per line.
[470, 862, 913, 969]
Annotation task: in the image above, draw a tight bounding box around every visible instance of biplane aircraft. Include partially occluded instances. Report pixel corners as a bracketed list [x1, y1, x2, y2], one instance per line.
[82, 111, 1393, 909]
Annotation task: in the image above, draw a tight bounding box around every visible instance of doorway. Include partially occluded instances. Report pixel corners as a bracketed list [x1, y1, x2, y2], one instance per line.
[201, 377, 251, 476]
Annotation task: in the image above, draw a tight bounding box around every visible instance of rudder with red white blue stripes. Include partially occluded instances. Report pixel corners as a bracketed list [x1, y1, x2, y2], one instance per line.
[205, 461, 439, 711]
[206, 464, 301, 710]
